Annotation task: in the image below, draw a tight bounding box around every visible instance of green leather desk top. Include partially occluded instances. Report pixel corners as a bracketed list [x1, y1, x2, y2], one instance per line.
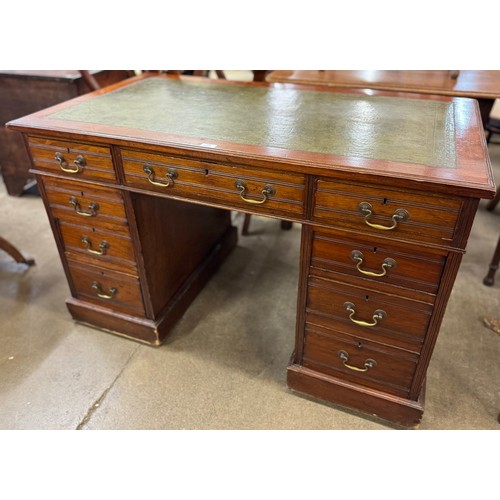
[48, 77, 457, 169]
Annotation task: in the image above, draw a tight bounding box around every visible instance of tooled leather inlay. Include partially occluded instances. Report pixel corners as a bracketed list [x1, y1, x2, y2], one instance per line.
[49, 77, 457, 169]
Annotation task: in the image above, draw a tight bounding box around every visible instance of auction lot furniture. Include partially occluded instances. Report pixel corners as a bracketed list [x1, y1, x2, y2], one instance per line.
[267, 70, 500, 126]
[0, 70, 132, 196]
[8, 75, 495, 426]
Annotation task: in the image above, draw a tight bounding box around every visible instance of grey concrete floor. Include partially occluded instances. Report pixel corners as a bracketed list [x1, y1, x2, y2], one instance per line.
[0, 145, 499, 431]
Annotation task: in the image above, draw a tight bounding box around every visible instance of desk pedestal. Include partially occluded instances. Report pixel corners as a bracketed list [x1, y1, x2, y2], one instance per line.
[287, 365, 425, 427]
[66, 225, 237, 345]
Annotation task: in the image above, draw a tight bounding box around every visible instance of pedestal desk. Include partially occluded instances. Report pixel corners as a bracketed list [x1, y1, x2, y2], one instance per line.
[8, 75, 495, 426]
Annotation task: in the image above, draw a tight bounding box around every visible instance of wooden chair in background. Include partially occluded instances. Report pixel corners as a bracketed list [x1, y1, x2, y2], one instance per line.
[0, 236, 35, 266]
[483, 122, 500, 286]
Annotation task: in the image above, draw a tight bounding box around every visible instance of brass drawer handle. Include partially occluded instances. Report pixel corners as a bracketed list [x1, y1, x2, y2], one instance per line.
[69, 197, 99, 217]
[55, 152, 86, 173]
[338, 350, 377, 372]
[143, 164, 178, 187]
[91, 281, 117, 299]
[235, 179, 275, 205]
[343, 301, 386, 327]
[81, 236, 109, 255]
[349, 250, 397, 277]
[358, 202, 409, 231]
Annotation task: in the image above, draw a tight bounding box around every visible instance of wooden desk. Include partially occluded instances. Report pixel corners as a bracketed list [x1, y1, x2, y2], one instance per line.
[267, 70, 500, 126]
[7, 75, 495, 427]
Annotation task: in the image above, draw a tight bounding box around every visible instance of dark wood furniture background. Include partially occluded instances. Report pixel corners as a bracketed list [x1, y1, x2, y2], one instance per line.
[483, 125, 500, 286]
[0, 235, 35, 266]
[7, 75, 495, 427]
[267, 70, 500, 126]
[0, 70, 132, 196]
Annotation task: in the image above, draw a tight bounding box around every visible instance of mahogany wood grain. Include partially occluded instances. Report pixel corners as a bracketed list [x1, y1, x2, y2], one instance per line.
[41, 176, 129, 233]
[66, 259, 145, 316]
[313, 178, 463, 246]
[130, 193, 234, 316]
[121, 147, 306, 218]
[58, 220, 137, 275]
[9, 75, 495, 200]
[310, 228, 447, 299]
[306, 276, 432, 351]
[28, 136, 116, 183]
[65, 224, 237, 345]
[7, 75, 495, 427]
[287, 364, 425, 427]
[303, 324, 419, 398]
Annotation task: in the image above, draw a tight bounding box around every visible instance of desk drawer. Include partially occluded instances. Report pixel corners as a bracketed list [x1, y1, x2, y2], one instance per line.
[28, 136, 116, 182]
[42, 177, 129, 233]
[306, 276, 433, 352]
[58, 221, 137, 275]
[313, 179, 462, 246]
[121, 148, 306, 217]
[302, 324, 418, 398]
[310, 229, 446, 300]
[67, 260, 145, 316]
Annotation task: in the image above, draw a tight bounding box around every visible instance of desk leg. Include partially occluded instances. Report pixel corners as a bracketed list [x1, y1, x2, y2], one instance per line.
[286, 224, 425, 427]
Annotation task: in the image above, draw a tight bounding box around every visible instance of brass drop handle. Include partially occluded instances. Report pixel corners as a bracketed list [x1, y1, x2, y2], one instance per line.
[69, 196, 99, 217]
[343, 301, 386, 327]
[55, 152, 86, 173]
[81, 236, 109, 255]
[91, 281, 117, 299]
[358, 202, 409, 231]
[349, 250, 397, 277]
[338, 350, 377, 372]
[143, 164, 178, 187]
[235, 179, 275, 205]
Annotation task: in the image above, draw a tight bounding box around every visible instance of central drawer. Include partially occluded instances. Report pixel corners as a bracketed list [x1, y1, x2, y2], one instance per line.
[121, 148, 306, 218]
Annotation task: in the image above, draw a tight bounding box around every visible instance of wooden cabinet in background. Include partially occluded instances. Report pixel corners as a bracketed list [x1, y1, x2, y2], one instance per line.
[0, 70, 131, 196]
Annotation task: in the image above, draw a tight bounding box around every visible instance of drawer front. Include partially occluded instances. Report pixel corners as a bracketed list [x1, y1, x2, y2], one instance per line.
[28, 136, 116, 182]
[121, 148, 306, 217]
[303, 324, 418, 398]
[41, 177, 129, 233]
[306, 276, 433, 352]
[313, 179, 463, 246]
[58, 221, 137, 275]
[310, 229, 447, 299]
[67, 260, 145, 316]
